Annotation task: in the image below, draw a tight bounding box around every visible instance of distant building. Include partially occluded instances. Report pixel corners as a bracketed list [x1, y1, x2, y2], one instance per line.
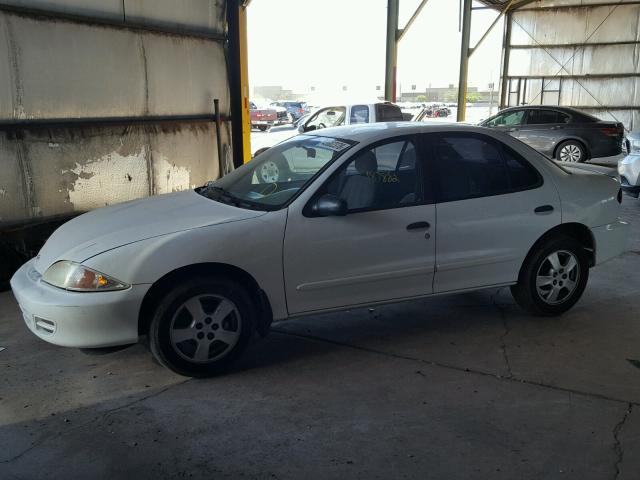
[253, 86, 304, 101]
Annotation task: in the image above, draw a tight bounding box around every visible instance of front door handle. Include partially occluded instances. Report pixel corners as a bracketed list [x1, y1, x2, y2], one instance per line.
[534, 205, 554, 214]
[406, 221, 430, 231]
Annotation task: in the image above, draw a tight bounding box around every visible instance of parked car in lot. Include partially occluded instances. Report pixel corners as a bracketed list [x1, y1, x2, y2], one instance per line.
[11, 123, 628, 376]
[250, 101, 289, 131]
[297, 102, 404, 133]
[480, 106, 624, 162]
[270, 101, 309, 121]
[619, 130, 640, 197]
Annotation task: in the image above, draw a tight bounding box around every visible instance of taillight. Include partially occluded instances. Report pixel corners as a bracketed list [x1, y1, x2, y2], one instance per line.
[601, 127, 619, 137]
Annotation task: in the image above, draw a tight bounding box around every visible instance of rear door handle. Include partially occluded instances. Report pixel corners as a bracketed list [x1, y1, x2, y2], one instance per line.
[406, 221, 430, 230]
[534, 205, 554, 214]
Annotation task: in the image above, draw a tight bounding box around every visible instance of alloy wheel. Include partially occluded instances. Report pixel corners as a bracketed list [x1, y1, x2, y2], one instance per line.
[535, 250, 580, 305]
[559, 144, 582, 162]
[169, 294, 241, 363]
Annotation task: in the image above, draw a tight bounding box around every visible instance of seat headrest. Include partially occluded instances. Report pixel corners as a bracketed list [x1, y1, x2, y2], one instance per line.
[355, 151, 377, 175]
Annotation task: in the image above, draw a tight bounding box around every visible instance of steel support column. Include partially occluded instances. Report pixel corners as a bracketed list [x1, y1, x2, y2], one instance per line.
[384, 0, 399, 102]
[457, 0, 472, 122]
[499, 11, 512, 109]
[238, 3, 251, 164]
[227, 0, 245, 168]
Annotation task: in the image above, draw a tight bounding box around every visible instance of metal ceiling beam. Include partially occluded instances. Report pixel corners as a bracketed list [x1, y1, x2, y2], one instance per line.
[397, 0, 430, 42]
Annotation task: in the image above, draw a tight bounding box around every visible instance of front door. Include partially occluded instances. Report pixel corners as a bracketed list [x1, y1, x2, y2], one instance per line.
[429, 132, 561, 293]
[283, 136, 436, 314]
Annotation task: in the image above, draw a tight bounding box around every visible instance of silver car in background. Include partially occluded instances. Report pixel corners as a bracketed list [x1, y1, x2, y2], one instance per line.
[619, 131, 640, 198]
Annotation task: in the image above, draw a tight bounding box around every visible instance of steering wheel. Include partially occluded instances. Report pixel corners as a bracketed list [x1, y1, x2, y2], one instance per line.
[317, 123, 327, 130]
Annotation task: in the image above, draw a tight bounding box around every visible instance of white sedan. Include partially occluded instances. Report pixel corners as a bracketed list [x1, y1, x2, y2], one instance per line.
[11, 123, 629, 376]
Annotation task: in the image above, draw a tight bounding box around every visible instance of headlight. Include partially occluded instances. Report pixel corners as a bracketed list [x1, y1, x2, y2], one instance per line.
[42, 261, 129, 292]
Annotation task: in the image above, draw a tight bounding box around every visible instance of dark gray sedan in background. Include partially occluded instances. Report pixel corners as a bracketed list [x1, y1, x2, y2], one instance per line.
[480, 106, 624, 162]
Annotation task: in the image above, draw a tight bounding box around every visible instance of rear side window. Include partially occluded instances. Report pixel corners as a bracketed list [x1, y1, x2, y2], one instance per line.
[375, 104, 404, 121]
[527, 109, 569, 124]
[434, 134, 542, 202]
[350, 105, 370, 124]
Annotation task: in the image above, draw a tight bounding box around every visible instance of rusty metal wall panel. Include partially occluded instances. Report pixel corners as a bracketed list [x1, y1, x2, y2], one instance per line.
[0, 11, 230, 121]
[0, 124, 227, 227]
[124, 0, 225, 34]
[143, 34, 230, 117]
[1, 13, 146, 120]
[0, 0, 124, 19]
[0, 134, 29, 224]
[0, 0, 232, 269]
[0, 0, 225, 32]
[511, 4, 640, 46]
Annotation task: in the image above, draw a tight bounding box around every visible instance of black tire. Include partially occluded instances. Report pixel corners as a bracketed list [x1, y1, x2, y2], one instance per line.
[555, 140, 586, 163]
[258, 125, 269, 132]
[511, 236, 589, 316]
[149, 276, 255, 377]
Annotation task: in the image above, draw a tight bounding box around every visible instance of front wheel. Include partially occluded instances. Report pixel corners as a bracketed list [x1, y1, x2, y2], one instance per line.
[511, 236, 589, 316]
[556, 140, 586, 163]
[149, 276, 255, 377]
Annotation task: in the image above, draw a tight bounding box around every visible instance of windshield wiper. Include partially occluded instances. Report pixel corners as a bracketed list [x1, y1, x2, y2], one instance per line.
[201, 185, 270, 211]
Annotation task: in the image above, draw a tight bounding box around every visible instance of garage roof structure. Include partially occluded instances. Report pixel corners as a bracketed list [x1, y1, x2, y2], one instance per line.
[388, 0, 640, 130]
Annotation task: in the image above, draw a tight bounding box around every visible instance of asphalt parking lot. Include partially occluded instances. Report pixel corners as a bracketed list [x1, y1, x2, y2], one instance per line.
[1, 200, 639, 480]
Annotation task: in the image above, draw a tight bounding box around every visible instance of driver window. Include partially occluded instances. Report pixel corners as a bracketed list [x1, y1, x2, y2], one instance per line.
[325, 139, 423, 212]
[306, 107, 346, 130]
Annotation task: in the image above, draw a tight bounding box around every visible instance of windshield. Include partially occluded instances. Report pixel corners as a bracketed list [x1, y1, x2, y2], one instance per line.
[197, 135, 356, 210]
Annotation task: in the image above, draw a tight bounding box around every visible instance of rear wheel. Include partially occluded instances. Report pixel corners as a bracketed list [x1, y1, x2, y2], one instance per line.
[511, 236, 589, 316]
[556, 140, 586, 163]
[149, 276, 255, 377]
[258, 125, 269, 132]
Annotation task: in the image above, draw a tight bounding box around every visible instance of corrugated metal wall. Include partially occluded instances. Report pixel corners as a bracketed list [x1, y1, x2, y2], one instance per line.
[0, 0, 231, 229]
[501, 0, 640, 131]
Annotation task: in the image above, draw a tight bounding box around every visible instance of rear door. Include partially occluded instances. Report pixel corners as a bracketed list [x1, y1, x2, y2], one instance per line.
[429, 132, 561, 293]
[519, 109, 570, 156]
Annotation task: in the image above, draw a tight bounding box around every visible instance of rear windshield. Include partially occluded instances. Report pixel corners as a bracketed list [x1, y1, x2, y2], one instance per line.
[375, 103, 404, 121]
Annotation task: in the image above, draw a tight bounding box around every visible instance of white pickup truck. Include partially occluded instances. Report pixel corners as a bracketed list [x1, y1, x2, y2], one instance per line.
[251, 102, 405, 157]
[297, 102, 404, 133]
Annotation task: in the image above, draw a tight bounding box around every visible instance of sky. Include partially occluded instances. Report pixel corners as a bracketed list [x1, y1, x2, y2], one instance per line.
[247, 0, 505, 102]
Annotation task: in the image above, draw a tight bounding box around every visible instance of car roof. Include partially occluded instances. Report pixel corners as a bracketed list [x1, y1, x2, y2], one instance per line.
[302, 122, 489, 143]
[497, 105, 584, 115]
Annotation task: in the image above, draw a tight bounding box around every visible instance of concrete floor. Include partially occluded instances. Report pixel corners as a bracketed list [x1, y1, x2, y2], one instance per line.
[1, 203, 640, 480]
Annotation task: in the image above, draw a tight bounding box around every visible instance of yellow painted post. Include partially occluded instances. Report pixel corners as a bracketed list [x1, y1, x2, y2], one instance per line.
[239, 4, 252, 163]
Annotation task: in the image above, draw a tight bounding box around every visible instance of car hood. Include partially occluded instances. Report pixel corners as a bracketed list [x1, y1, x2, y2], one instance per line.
[34, 190, 266, 272]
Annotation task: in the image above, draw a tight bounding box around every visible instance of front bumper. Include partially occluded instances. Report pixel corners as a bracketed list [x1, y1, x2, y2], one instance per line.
[10, 259, 150, 348]
[591, 220, 630, 265]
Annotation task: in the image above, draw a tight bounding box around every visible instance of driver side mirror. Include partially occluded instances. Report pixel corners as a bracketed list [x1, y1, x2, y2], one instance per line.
[311, 194, 347, 217]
